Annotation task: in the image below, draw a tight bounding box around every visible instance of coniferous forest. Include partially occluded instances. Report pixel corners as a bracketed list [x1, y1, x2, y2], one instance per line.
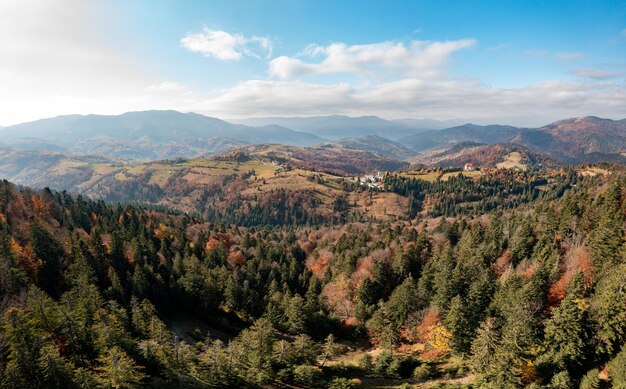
[0, 166, 625, 389]
[3, 2, 626, 388]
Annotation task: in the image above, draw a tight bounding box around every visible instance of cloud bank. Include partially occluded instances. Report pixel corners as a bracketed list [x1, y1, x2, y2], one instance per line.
[269, 39, 476, 79]
[182, 35, 625, 125]
[181, 28, 272, 61]
[193, 78, 626, 125]
[1, 9, 625, 128]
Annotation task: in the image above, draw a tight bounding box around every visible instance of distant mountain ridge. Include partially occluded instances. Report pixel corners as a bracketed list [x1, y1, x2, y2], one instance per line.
[0, 110, 324, 161]
[412, 142, 558, 169]
[337, 135, 418, 160]
[512, 116, 626, 163]
[398, 116, 626, 164]
[399, 123, 526, 152]
[2, 111, 626, 166]
[230, 115, 440, 140]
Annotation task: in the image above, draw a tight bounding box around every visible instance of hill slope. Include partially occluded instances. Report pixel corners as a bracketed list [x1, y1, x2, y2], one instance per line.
[214, 143, 409, 175]
[337, 135, 418, 160]
[0, 145, 411, 224]
[402, 117, 626, 165]
[231, 115, 423, 140]
[412, 142, 558, 170]
[400, 123, 524, 152]
[512, 116, 626, 163]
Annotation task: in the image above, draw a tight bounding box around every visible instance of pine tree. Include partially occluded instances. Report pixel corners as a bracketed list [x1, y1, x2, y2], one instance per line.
[285, 294, 309, 334]
[320, 334, 339, 367]
[291, 334, 318, 365]
[550, 371, 572, 389]
[38, 343, 76, 388]
[2, 307, 47, 388]
[590, 264, 626, 356]
[587, 183, 623, 269]
[469, 317, 501, 374]
[544, 272, 590, 369]
[95, 347, 146, 389]
[445, 294, 472, 354]
[29, 219, 64, 297]
[510, 219, 535, 264]
[608, 346, 626, 389]
[579, 368, 600, 389]
[386, 276, 418, 327]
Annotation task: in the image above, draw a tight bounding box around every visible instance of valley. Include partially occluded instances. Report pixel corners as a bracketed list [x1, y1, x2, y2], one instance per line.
[3, 3, 626, 388]
[2, 112, 626, 388]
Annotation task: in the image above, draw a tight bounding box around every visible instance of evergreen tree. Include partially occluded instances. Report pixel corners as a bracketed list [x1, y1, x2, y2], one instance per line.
[95, 347, 146, 388]
[445, 294, 472, 354]
[544, 273, 591, 370]
[608, 346, 626, 389]
[29, 219, 64, 297]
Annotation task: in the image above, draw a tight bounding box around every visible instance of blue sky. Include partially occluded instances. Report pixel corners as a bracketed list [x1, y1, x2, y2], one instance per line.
[1, 0, 625, 125]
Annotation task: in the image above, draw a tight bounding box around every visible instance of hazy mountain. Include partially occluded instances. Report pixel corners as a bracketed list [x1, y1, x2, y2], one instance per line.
[338, 135, 418, 160]
[390, 118, 466, 130]
[400, 117, 626, 164]
[0, 110, 324, 161]
[0, 138, 70, 153]
[400, 123, 524, 152]
[214, 143, 408, 175]
[5, 112, 626, 166]
[512, 116, 626, 163]
[230, 115, 423, 140]
[0, 147, 118, 189]
[411, 141, 558, 169]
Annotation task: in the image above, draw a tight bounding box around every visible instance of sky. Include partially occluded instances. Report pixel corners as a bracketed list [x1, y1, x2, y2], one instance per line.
[0, 0, 625, 126]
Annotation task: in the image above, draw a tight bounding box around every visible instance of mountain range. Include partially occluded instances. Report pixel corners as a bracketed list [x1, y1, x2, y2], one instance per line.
[2, 111, 626, 167]
[1, 112, 626, 232]
[229, 115, 457, 140]
[0, 110, 323, 161]
[411, 142, 558, 170]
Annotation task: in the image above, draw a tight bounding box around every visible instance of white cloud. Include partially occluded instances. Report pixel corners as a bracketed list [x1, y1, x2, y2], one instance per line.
[181, 28, 272, 61]
[570, 68, 619, 80]
[269, 39, 476, 79]
[554, 51, 586, 61]
[193, 77, 626, 126]
[485, 43, 512, 52]
[1, 4, 624, 129]
[526, 49, 586, 61]
[148, 81, 193, 95]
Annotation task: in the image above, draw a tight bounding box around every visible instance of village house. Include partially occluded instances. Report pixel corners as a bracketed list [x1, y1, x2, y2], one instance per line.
[356, 171, 385, 189]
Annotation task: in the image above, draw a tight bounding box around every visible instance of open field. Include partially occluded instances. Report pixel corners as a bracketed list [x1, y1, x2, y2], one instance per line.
[440, 170, 483, 180]
[496, 151, 527, 170]
[398, 170, 484, 182]
[578, 166, 610, 177]
[397, 171, 441, 181]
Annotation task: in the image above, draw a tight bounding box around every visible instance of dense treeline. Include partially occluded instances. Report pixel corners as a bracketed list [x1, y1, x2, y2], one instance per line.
[0, 180, 345, 387]
[0, 168, 625, 388]
[196, 169, 581, 226]
[200, 188, 334, 226]
[385, 169, 578, 218]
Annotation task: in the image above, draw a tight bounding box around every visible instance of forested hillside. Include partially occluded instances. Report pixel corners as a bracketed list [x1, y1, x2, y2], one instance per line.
[0, 167, 625, 388]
